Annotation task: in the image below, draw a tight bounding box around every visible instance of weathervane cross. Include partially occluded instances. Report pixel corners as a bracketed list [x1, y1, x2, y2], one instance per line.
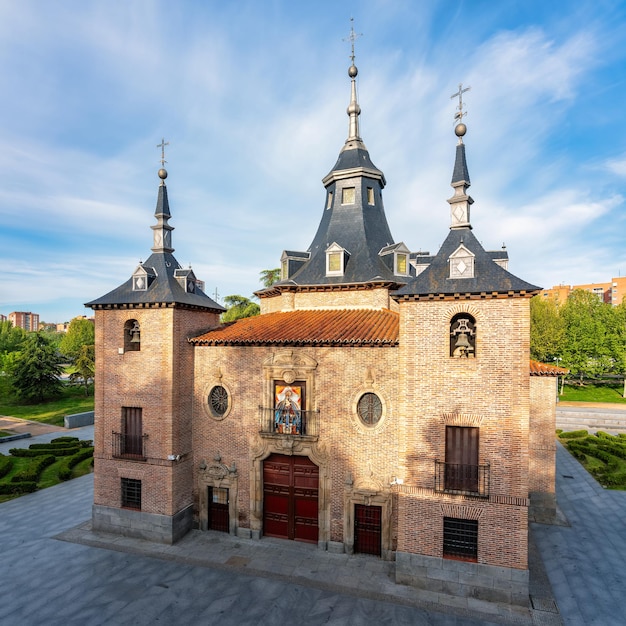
[157, 138, 169, 167]
[343, 17, 362, 64]
[451, 83, 471, 124]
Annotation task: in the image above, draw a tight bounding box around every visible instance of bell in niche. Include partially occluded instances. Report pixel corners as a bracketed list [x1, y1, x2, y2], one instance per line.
[453, 332, 471, 357]
[129, 322, 141, 343]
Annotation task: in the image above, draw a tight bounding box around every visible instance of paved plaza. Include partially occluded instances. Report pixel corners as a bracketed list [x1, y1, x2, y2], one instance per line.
[1, 426, 625, 625]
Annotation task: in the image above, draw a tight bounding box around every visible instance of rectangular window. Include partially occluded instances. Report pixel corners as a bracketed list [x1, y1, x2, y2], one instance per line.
[445, 426, 479, 492]
[367, 187, 374, 205]
[443, 517, 478, 561]
[121, 478, 142, 510]
[122, 407, 143, 457]
[341, 187, 355, 204]
[327, 252, 341, 273]
[396, 253, 407, 275]
[281, 259, 288, 281]
[327, 191, 333, 209]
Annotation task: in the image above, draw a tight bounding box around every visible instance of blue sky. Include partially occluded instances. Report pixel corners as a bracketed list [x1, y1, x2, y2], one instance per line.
[1, 0, 625, 323]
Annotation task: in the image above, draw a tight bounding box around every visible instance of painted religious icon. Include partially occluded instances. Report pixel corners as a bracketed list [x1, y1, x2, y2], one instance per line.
[274, 384, 303, 435]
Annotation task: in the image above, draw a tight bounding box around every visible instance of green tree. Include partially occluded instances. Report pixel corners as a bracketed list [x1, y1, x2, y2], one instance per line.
[221, 295, 260, 322]
[69, 344, 95, 396]
[59, 317, 95, 361]
[560, 290, 624, 383]
[0, 321, 27, 372]
[530, 295, 564, 363]
[260, 268, 281, 288]
[10, 332, 64, 402]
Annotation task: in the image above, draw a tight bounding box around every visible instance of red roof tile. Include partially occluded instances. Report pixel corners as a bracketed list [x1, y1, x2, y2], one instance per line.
[530, 360, 569, 376]
[191, 309, 399, 346]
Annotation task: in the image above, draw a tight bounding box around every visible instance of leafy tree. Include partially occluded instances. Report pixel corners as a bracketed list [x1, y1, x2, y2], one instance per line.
[0, 321, 27, 365]
[221, 295, 260, 322]
[530, 296, 564, 363]
[560, 289, 625, 383]
[260, 268, 281, 288]
[10, 332, 64, 402]
[69, 344, 95, 396]
[59, 317, 95, 361]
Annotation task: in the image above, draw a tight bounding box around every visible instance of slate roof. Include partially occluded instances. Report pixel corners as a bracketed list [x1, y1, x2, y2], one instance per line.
[85, 251, 223, 311]
[393, 227, 540, 299]
[190, 308, 399, 346]
[85, 179, 223, 312]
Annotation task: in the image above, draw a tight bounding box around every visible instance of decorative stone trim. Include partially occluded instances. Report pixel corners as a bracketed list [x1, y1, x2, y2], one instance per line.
[202, 367, 232, 420]
[350, 373, 390, 434]
[197, 455, 239, 534]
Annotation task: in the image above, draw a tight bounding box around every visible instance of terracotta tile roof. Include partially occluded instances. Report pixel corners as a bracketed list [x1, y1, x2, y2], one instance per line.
[191, 309, 399, 346]
[530, 360, 569, 376]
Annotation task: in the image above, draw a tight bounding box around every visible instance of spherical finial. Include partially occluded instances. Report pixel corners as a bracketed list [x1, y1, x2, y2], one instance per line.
[454, 123, 467, 138]
[158, 168, 168, 181]
[348, 64, 358, 78]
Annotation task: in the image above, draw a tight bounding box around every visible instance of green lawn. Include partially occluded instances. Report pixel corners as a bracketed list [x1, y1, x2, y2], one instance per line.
[0, 376, 94, 427]
[560, 383, 626, 404]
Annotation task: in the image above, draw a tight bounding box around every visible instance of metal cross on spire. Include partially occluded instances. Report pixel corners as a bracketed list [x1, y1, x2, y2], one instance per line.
[157, 138, 169, 167]
[450, 83, 471, 124]
[343, 17, 362, 64]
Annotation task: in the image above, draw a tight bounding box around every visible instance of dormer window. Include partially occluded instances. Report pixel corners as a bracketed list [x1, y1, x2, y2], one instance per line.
[281, 258, 288, 280]
[326, 242, 348, 276]
[341, 187, 355, 204]
[175, 268, 197, 294]
[448, 244, 475, 279]
[132, 264, 155, 292]
[396, 253, 407, 275]
[379, 242, 410, 277]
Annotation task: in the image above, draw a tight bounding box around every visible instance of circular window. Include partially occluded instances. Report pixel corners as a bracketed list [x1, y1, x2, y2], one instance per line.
[208, 385, 229, 417]
[357, 392, 382, 425]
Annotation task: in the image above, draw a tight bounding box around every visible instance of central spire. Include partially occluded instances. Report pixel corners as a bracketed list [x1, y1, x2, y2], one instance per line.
[342, 18, 366, 152]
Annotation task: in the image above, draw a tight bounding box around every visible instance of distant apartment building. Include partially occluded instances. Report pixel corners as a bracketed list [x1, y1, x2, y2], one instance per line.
[540, 276, 626, 306]
[8, 311, 40, 331]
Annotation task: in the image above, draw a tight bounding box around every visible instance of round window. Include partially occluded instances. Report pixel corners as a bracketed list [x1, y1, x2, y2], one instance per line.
[357, 392, 382, 425]
[208, 385, 229, 417]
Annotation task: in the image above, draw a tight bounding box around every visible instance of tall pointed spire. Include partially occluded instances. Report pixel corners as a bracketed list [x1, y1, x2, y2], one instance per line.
[152, 140, 174, 252]
[342, 18, 365, 152]
[447, 84, 473, 229]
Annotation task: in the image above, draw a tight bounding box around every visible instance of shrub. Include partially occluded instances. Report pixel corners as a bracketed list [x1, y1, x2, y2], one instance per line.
[10, 447, 80, 457]
[57, 447, 94, 481]
[29, 442, 79, 450]
[559, 430, 589, 439]
[50, 437, 79, 444]
[0, 482, 37, 495]
[11, 454, 55, 483]
[0, 454, 13, 479]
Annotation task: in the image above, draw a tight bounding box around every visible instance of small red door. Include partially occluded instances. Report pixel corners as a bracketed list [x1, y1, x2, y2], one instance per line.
[354, 504, 382, 556]
[263, 454, 318, 543]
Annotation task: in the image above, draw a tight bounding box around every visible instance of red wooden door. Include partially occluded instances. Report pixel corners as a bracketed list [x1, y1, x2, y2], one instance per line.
[263, 454, 318, 543]
[354, 504, 382, 556]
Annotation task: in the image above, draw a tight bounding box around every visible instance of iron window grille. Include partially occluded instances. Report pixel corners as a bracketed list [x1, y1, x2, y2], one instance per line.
[258, 406, 319, 437]
[443, 517, 478, 561]
[434, 460, 490, 498]
[112, 432, 148, 460]
[121, 478, 142, 510]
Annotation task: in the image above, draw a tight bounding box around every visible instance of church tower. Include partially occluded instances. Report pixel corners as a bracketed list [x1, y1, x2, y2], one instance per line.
[391, 95, 541, 602]
[86, 157, 223, 543]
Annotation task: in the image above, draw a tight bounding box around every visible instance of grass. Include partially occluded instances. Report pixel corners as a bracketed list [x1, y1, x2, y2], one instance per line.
[558, 430, 626, 490]
[0, 376, 94, 427]
[560, 383, 626, 404]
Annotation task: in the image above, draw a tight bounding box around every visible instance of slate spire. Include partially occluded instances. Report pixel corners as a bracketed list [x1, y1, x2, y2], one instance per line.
[151, 168, 175, 253]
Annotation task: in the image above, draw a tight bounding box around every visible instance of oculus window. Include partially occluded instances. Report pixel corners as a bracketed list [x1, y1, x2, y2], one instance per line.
[208, 385, 229, 418]
[357, 392, 383, 426]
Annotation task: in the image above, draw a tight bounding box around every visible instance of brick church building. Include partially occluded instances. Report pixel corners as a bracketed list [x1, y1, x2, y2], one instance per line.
[86, 55, 563, 606]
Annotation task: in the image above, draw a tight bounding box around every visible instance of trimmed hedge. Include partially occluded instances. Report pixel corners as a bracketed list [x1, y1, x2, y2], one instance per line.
[0, 454, 13, 479]
[559, 430, 589, 439]
[11, 454, 56, 483]
[50, 437, 79, 443]
[57, 447, 94, 481]
[10, 447, 80, 457]
[0, 481, 37, 495]
[29, 442, 79, 450]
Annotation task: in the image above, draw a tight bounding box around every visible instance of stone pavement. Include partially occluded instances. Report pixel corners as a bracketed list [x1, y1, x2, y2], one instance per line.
[0, 425, 624, 624]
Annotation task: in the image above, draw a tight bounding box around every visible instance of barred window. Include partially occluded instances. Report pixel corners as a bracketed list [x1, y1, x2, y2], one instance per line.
[443, 517, 478, 561]
[357, 393, 382, 426]
[121, 478, 141, 510]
